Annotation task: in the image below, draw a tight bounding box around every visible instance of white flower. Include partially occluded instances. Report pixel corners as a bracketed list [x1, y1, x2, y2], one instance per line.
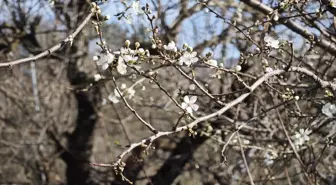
[95, 52, 115, 70]
[94, 74, 103, 81]
[102, 98, 107, 105]
[181, 96, 199, 114]
[132, 1, 142, 14]
[93, 55, 99, 61]
[189, 84, 196, 91]
[108, 89, 122, 104]
[163, 41, 177, 52]
[179, 51, 198, 66]
[117, 56, 127, 75]
[120, 83, 127, 89]
[322, 103, 336, 117]
[331, 0, 336, 8]
[264, 151, 277, 166]
[123, 55, 138, 63]
[265, 67, 273, 73]
[207, 59, 218, 67]
[292, 129, 312, 147]
[127, 88, 135, 99]
[264, 35, 279, 49]
[120, 47, 135, 55]
[138, 48, 145, 54]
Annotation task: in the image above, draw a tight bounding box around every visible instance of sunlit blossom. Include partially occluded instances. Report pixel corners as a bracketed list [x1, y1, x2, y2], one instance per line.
[94, 74, 103, 81]
[181, 96, 199, 114]
[264, 151, 277, 166]
[292, 128, 312, 147]
[117, 56, 127, 75]
[331, 0, 336, 8]
[264, 35, 279, 49]
[322, 103, 336, 117]
[127, 88, 135, 99]
[163, 41, 177, 52]
[94, 52, 115, 71]
[132, 1, 142, 14]
[108, 89, 122, 104]
[123, 55, 138, 63]
[207, 59, 218, 67]
[265, 67, 273, 73]
[179, 51, 198, 66]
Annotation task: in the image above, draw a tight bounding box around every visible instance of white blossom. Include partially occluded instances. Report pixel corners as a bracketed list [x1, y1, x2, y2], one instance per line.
[120, 47, 135, 55]
[94, 74, 103, 81]
[120, 83, 127, 89]
[207, 59, 218, 67]
[95, 52, 115, 71]
[132, 1, 142, 14]
[123, 55, 138, 63]
[163, 41, 177, 52]
[181, 96, 199, 114]
[292, 129, 312, 147]
[322, 103, 336, 117]
[117, 56, 127, 75]
[102, 98, 107, 105]
[265, 67, 273, 73]
[264, 151, 277, 166]
[138, 48, 145, 54]
[179, 51, 198, 66]
[127, 88, 135, 99]
[189, 84, 196, 91]
[264, 35, 279, 49]
[331, 0, 336, 8]
[93, 55, 99, 61]
[108, 89, 122, 104]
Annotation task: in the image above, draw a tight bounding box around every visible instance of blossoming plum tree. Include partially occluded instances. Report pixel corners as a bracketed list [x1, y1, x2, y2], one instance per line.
[1, 0, 336, 185]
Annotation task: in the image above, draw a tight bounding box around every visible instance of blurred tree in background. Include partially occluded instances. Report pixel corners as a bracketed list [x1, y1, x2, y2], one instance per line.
[0, 0, 336, 185]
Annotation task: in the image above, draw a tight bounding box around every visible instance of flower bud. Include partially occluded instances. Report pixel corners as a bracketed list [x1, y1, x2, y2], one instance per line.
[182, 43, 188, 49]
[125, 40, 131, 48]
[135, 42, 140, 49]
[93, 55, 99, 61]
[235, 65, 242, 72]
[206, 51, 213, 58]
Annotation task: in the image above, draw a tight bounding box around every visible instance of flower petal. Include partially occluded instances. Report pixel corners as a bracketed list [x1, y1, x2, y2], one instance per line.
[102, 63, 109, 70]
[181, 102, 187, 109]
[117, 60, 127, 75]
[108, 94, 120, 104]
[183, 96, 190, 103]
[186, 107, 193, 114]
[189, 96, 197, 103]
[191, 104, 199, 111]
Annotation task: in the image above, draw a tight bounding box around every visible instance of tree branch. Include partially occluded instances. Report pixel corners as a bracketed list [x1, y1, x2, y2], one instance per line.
[0, 11, 94, 68]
